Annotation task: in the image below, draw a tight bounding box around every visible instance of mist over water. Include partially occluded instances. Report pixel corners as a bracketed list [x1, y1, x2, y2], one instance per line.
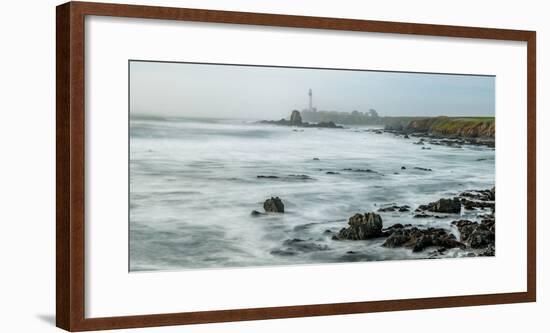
[129, 116, 495, 272]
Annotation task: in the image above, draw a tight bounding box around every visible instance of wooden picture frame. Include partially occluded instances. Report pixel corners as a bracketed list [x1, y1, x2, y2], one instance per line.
[56, 1, 536, 331]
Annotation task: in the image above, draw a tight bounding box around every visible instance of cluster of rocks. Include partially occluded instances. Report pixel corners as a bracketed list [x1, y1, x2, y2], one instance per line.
[253, 187, 495, 257]
[260, 110, 343, 129]
[329, 187, 495, 256]
[331, 212, 464, 252]
[377, 205, 410, 212]
[384, 129, 495, 148]
[452, 214, 495, 254]
[382, 224, 464, 252]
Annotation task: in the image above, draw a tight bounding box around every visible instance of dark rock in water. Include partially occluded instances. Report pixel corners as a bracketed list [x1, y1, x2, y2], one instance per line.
[312, 157, 320, 161]
[290, 110, 303, 126]
[257, 175, 279, 179]
[382, 226, 464, 252]
[401, 166, 406, 170]
[264, 197, 284, 213]
[316, 121, 343, 128]
[332, 212, 383, 240]
[458, 188, 495, 202]
[413, 167, 432, 171]
[460, 198, 494, 210]
[418, 197, 461, 213]
[342, 168, 377, 173]
[271, 238, 329, 256]
[404, 135, 410, 139]
[270, 249, 296, 256]
[377, 205, 410, 212]
[452, 218, 495, 249]
[287, 174, 313, 180]
[414, 213, 430, 218]
[326, 171, 340, 175]
[250, 210, 264, 216]
[284, 238, 329, 252]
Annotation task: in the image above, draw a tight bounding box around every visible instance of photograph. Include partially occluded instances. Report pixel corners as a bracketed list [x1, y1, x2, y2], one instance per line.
[129, 60, 496, 272]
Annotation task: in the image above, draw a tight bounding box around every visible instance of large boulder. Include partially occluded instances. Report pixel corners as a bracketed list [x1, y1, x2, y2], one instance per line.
[418, 197, 461, 213]
[290, 110, 303, 126]
[333, 212, 383, 240]
[263, 197, 284, 213]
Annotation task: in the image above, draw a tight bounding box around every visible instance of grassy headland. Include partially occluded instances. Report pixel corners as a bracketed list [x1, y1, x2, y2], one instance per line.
[384, 116, 495, 139]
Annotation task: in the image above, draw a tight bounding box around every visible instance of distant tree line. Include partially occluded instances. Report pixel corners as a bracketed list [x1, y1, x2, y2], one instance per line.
[301, 109, 383, 125]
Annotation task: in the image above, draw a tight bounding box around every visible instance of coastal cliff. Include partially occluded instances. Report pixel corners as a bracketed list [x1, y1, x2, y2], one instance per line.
[405, 117, 494, 138]
[385, 116, 495, 139]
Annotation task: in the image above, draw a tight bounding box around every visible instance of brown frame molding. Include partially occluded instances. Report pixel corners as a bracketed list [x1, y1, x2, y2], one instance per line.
[56, 1, 536, 331]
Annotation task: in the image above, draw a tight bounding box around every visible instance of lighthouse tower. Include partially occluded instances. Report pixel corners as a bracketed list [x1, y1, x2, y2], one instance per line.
[308, 88, 313, 111]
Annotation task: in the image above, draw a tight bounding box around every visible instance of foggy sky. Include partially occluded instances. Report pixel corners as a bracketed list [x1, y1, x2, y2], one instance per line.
[129, 61, 495, 120]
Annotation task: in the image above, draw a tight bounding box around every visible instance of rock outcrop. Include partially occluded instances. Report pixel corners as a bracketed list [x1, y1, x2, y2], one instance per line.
[332, 212, 383, 240]
[289, 110, 303, 126]
[263, 197, 284, 213]
[452, 216, 495, 249]
[260, 111, 343, 129]
[382, 226, 464, 252]
[417, 197, 461, 214]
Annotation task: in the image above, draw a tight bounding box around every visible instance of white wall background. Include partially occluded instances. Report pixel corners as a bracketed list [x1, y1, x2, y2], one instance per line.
[0, 0, 546, 332]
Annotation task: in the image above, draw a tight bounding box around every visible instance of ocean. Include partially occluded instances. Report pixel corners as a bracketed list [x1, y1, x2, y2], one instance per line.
[129, 116, 495, 271]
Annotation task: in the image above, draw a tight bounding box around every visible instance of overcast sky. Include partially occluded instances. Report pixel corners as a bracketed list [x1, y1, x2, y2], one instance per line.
[130, 61, 495, 120]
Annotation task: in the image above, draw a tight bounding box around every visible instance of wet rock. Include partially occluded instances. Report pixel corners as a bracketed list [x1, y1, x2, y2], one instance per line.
[270, 238, 329, 256]
[382, 226, 464, 252]
[290, 110, 303, 126]
[257, 175, 279, 179]
[326, 171, 340, 175]
[452, 218, 495, 249]
[332, 212, 384, 240]
[404, 134, 410, 139]
[418, 197, 461, 213]
[460, 198, 495, 210]
[287, 174, 313, 180]
[264, 197, 284, 213]
[401, 166, 406, 170]
[312, 157, 320, 161]
[250, 210, 264, 216]
[458, 188, 495, 202]
[413, 167, 432, 171]
[342, 168, 377, 173]
[377, 205, 410, 212]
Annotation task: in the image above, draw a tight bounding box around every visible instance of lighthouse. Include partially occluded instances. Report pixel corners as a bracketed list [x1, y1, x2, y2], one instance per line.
[308, 88, 313, 111]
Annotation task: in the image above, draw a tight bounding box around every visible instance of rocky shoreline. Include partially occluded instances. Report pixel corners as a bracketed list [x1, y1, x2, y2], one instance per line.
[383, 116, 495, 148]
[251, 187, 495, 259]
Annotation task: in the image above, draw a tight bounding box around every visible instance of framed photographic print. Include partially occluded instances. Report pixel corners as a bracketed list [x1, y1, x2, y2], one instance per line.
[56, 1, 536, 331]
